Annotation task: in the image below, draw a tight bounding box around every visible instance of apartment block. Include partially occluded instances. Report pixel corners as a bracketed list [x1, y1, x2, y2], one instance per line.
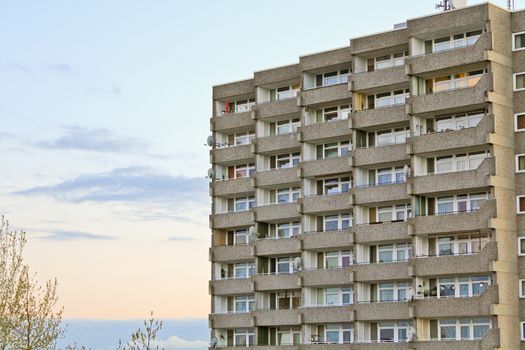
[208, 3, 525, 349]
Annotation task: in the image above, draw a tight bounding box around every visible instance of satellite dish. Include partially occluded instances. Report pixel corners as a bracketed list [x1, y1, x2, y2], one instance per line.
[451, 0, 466, 8]
[248, 226, 256, 236]
[207, 168, 215, 179]
[207, 135, 214, 147]
[211, 337, 218, 348]
[293, 257, 302, 271]
[407, 327, 416, 341]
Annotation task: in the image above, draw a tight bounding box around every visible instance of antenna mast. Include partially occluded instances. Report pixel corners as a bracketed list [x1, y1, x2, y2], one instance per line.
[508, 0, 515, 11]
[436, 0, 452, 11]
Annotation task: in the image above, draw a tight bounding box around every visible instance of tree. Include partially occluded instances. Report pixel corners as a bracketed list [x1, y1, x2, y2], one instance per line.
[116, 312, 164, 350]
[0, 215, 64, 350]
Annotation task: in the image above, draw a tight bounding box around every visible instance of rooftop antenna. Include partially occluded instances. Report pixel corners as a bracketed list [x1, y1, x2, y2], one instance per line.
[508, 0, 515, 11]
[436, 0, 452, 11]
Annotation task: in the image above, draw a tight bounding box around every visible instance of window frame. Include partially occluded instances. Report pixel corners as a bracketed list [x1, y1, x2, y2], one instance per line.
[324, 250, 354, 269]
[378, 282, 410, 302]
[435, 233, 489, 257]
[518, 237, 525, 256]
[378, 321, 411, 343]
[324, 287, 354, 306]
[512, 31, 525, 52]
[275, 221, 301, 239]
[324, 323, 353, 344]
[513, 72, 525, 92]
[521, 321, 525, 341]
[519, 279, 525, 299]
[234, 294, 255, 313]
[437, 275, 490, 298]
[516, 154, 525, 173]
[515, 113, 525, 132]
[323, 213, 352, 231]
[517, 195, 525, 214]
[234, 262, 255, 279]
[438, 318, 491, 341]
[275, 187, 301, 204]
[234, 328, 255, 347]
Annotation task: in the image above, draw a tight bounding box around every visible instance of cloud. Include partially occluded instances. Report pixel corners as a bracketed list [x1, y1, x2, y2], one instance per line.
[45, 62, 74, 74]
[155, 335, 208, 350]
[40, 230, 116, 241]
[166, 236, 203, 242]
[34, 126, 148, 154]
[4, 62, 37, 77]
[14, 167, 208, 206]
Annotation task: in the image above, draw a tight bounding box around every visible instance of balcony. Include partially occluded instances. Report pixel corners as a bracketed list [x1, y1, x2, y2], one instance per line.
[253, 273, 300, 291]
[299, 119, 352, 143]
[407, 74, 492, 116]
[212, 347, 298, 350]
[209, 312, 253, 328]
[414, 328, 500, 350]
[352, 144, 410, 167]
[211, 111, 254, 133]
[300, 157, 352, 178]
[354, 261, 410, 282]
[301, 268, 353, 287]
[210, 278, 253, 295]
[299, 84, 352, 107]
[406, 32, 492, 75]
[254, 168, 300, 188]
[254, 63, 301, 87]
[211, 178, 254, 197]
[300, 343, 409, 350]
[301, 305, 354, 324]
[352, 182, 409, 205]
[353, 221, 408, 243]
[350, 28, 407, 55]
[211, 211, 253, 230]
[254, 237, 301, 256]
[210, 245, 253, 263]
[254, 203, 301, 222]
[410, 113, 494, 155]
[352, 66, 407, 93]
[413, 285, 497, 318]
[410, 157, 495, 195]
[353, 301, 410, 321]
[254, 309, 300, 326]
[301, 193, 353, 214]
[255, 98, 300, 120]
[411, 241, 497, 277]
[301, 229, 354, 250]
[300, 46, 351, 72]
[408, 199, 496, 235]
[255, 134, 300, 154]
[212, 144, 253, 165]
[352, 105, 408, 130]
[213, 78, 254, 100]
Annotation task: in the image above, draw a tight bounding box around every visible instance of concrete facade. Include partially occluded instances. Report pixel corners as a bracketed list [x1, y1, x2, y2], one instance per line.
[209, 3, 524, 349]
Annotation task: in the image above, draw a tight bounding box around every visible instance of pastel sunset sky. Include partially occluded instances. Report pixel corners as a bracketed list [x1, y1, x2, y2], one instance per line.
[0, 0, 509, 347]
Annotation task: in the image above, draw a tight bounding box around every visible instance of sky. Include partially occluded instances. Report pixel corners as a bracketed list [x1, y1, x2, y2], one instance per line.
[0, 0, 516, 348]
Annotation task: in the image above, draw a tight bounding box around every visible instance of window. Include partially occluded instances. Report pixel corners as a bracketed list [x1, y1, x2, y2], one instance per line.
[516, 113, 525, 132]
[277, 327, 301, 345]
[273, 118, 301, 135]
[234, 295, 255, 313]
[516, 154, 525, 173]
[277, 257, 294, 274]
[222, 99, 255, 115]
[316, 105, 351, 123]
[436, 193, 487, 215]
[378, 282, 410, 302]
[324, 214, 352, 231]
[234, 328, 255, 347]
[514, 31, 525, 51]
[372, 51, 408, 70]
[428, 70, 484, 93]
[518, 196, 525, 214]
[232, 163, 255, 179]
[519, 237, 525, 256]
[316, 70, 349, 87]
[438, 318, 491, 340]
[324, 287, 353, 306]
[324, 250, 353, 269]
[274, 152, 300, 169]
[514, 72, 525, 91]
[521, 322, 525, 341]
[430, 111, 484, 133]
[425, 30, 482, 53]
[234, 229, 248, 245]
[234, 196, 255, 212]
[374, 90, 409, 108]
[270, 85, 300, 101]
[378, 321, 411, 342]
[376, 167, 405, 185]
[435, 234, 489, 256]
[275, 187, 300, 203]
[233, 131, 255, 146]
[377, 243, 412, 263]
[376, 204, 411, 223]
[437, 275, 490, 298]
[519, 280, 525, 298]
[371, 128, 409, 147]
[275, 222, 301, 238]
[434, 151, 488, 174]
[234, 262, 255, 279]
[322, 177, 351, 195]
[276, 291, 300, 310]
[325, 323, 353, 344]
[317, 141, 350, 159]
